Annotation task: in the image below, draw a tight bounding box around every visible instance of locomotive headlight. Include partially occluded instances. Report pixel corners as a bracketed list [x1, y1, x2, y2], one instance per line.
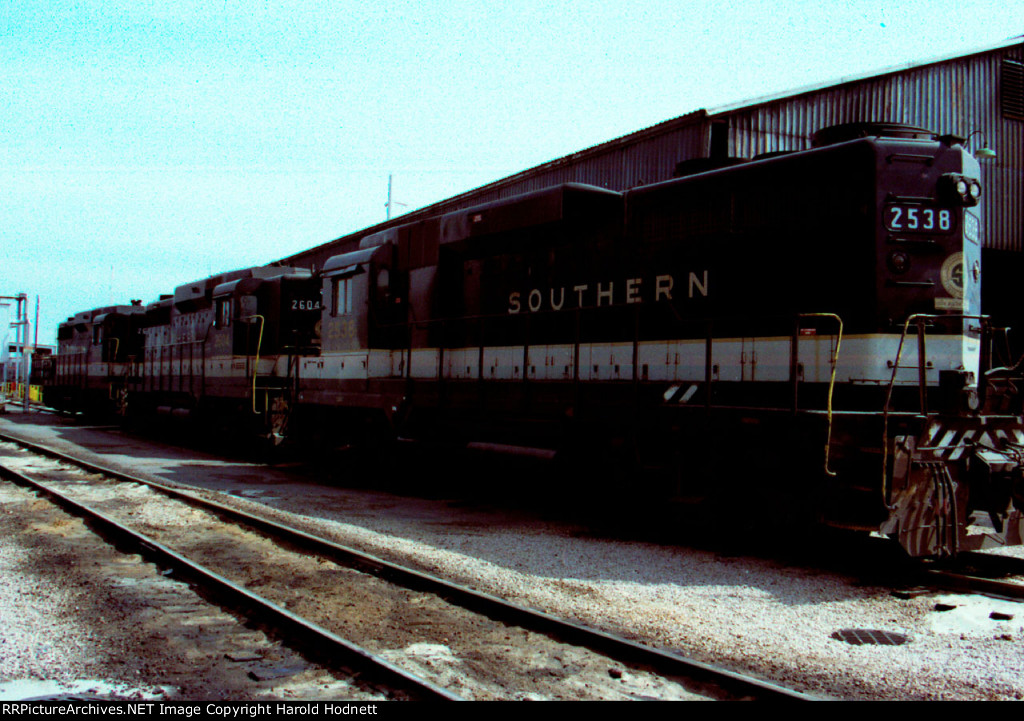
[939, 173, 981, 207]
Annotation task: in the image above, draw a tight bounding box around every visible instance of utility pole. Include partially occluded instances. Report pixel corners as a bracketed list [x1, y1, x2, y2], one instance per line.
[385, 174, 407, 220]
[20, 294, 30, 413]
[1, 293, 30, 412]
[0, 302, 9, 395]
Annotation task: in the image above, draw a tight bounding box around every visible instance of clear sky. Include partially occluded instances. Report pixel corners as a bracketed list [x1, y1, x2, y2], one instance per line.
[2, 0, 1023, 346]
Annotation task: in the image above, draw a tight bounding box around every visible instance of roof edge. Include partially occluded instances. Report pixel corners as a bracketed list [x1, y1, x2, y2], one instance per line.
[707, 35, 1024, 117]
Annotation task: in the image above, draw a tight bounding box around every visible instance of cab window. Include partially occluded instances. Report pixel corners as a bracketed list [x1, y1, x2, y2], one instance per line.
[215, 298, 232, 329]
[332, 277, 354, 316]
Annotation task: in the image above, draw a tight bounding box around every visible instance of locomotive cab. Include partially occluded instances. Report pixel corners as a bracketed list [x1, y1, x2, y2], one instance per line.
[320, 242, 398, 353]
[91, 305, 145, 364]
[210, 268, 321, 357]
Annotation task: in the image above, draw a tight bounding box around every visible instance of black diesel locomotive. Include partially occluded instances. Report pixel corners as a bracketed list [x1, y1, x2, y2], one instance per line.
[46, 123, 1024, 558]
[47, 266, 321, 438]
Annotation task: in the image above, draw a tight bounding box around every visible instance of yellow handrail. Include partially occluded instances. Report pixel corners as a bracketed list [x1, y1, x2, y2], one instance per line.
[799, 313, 843, 476]
[241, 315, 265, 414]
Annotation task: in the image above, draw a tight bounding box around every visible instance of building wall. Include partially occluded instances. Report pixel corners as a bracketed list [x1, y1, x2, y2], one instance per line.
[721, 42, 1023, 252]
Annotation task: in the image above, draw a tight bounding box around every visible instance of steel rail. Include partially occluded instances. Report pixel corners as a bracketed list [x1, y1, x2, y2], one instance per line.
[0, 430, 818, 701]
[959, 550, 1024, 578]
[926, 569, 1024, 600]
[0, 458, 463, 702]
[920, 550, 1024, 600]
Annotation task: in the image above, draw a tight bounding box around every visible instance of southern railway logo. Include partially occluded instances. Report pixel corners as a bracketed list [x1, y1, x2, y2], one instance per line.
[940, 252, 964, 299]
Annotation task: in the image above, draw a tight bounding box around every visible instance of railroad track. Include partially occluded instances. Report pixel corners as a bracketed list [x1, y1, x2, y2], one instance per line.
[0, 448, 458, 701]
[923, 552, 1024, 601]
[0, 431, 816, 701]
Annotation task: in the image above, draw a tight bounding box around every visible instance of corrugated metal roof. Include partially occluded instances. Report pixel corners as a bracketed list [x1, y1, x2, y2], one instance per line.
[707, 34, 1024, 117]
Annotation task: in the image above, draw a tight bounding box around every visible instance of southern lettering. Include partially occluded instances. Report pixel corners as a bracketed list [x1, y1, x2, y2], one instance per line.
[507, 271, 709, 314]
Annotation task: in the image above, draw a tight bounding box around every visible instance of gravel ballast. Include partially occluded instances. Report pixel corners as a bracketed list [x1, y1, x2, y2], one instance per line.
[1, 412, 1023, 700]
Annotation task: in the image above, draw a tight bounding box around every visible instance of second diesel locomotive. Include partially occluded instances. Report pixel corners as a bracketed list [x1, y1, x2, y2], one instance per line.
[46, 122, 1024, 558]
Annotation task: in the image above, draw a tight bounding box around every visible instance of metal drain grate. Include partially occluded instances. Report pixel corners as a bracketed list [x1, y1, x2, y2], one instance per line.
[831, 629, 909, 646]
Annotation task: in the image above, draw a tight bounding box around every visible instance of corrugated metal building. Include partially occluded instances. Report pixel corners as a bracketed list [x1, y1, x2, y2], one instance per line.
[280, 36, 1024, 274]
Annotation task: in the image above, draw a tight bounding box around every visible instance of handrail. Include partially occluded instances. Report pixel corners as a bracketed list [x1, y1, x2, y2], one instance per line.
[145, 339, 206, 350]
[794, 313, 843, 476]
[105, 337, 121, 402]
[240, 314, 266, 414]
[880, 313, 988, 508]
